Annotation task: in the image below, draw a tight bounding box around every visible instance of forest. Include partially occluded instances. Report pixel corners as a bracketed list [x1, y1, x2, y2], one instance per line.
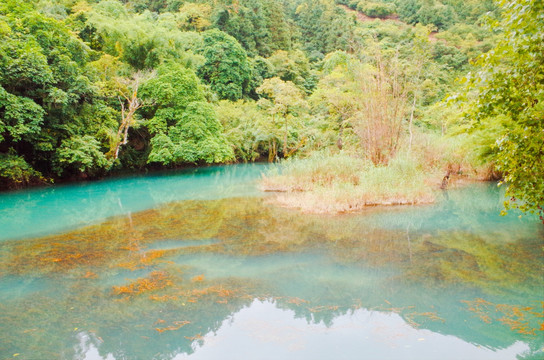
[1, 1, 544, 359]
[0, 0, 542, 217]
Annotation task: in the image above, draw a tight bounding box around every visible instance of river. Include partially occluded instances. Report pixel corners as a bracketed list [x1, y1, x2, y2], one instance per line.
[0, 164, 542, 359]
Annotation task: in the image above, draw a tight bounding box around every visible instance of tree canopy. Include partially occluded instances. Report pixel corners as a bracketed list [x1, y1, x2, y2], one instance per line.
[464, 0, 543, 217]
[1, 0, 541, 223]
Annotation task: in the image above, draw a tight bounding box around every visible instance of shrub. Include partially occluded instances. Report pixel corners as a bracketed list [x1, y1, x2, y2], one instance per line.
[0, 151, 45, 189]
[357, 1, 396, 18]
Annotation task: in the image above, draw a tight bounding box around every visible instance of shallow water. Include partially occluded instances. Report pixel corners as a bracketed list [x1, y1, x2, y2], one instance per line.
[0, 165, 542, 360]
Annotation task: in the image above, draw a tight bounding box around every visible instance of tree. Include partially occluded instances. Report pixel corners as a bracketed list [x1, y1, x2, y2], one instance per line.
[147, 102, 233, 164]
[311, 51, 361, 150]
[464, 0, 544, 218]
[109, 71, 155, 160]
[56, 135, 111, 175]
[140, 63, 206, 134]
[178, 3, 212, 31]
[197, 29, 252, 100]
[215, 100, 271, 161]
[267, 50, 312, 92]
[0, 0, 112, 183]
[257, 77, 307, 160]
[139, 63, 232, 165]
[353, 52, 409, 165]
[406, 24, 432, 152]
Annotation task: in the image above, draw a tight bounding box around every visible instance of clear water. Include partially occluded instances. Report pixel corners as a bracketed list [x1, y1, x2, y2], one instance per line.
[0, 165, 542, 360]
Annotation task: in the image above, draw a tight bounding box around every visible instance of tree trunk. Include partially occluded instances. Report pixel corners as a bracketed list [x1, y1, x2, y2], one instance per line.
[408, 93, 417, 153]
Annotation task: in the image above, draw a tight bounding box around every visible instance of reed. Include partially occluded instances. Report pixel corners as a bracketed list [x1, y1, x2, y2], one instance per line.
[261, 151, 437, 213]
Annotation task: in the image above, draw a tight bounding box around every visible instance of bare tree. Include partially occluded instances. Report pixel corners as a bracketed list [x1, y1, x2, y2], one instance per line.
[353, 52, 409, 165]
[109, 71, 156, 160]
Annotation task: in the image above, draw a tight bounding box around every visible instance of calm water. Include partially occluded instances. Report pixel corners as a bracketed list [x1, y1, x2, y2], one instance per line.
[0, 164, 542, 360]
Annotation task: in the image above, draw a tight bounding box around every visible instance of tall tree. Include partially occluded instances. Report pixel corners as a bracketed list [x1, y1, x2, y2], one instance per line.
[198, 29, 252, 101]
[353, 52, 409, 165]
[257, 77, 307, 160]
[141, 63, 233, 165]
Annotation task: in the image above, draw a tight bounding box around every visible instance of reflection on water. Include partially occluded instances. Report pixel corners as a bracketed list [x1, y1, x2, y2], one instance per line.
[175, 300, 530, 360]
[0, 167, 542, 360]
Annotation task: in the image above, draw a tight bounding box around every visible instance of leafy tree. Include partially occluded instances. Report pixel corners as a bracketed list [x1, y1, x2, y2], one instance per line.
[0, 150, 44, 189]
[464, 0, 544, 218]
[215, 100, 271, 161]
[148, 102, 233, 164]
[213, 0, 291, 57]
[83, 2, 204, 69]
[0, 85, 44, 143]
[295, 0, 358, 54]
[356, 1, 396, 19]
[178, 3, 212, 31]
[197, 29, 252, 100]
[311, 51, 361, 150]
[56, 135, 111, 175]
[0, 0, 111, 182]
[406, 24, 433, 151]
[140, 63, 206, 134]
[257, 77, 308, 159]
[395, 0, 457, 30]
[267, 50, 311, 91]
[138, 63, 232, 165]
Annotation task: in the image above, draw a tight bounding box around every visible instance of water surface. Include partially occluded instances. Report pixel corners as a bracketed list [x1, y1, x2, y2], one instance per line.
[0, 167, 542, 360]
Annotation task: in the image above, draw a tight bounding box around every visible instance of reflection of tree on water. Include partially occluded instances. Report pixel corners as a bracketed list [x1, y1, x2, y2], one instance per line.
[0, 187, 542, 359]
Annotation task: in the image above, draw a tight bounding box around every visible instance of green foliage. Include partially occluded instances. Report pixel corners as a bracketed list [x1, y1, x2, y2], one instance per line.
[294, 0, 358, 55]
[0, 85, 44, 142]
[464, 0, 544, 216]
[0, 0, 113, 181]
[356, 1, 396, 18]
[140, 64, 233, 165]
[141, 63, 206, 134]
[0, 0, 506, 190]
[148, 102, 233, 164]
[432, 42, 468, 71]
[0, 150, 44, 188]
[257, 77, 309, 158]
[267, 50, 312, 91]
[197, 29, 252, 101]
[213, 0, 291, 57]
[83, 2, 204, 69]
[396, 0, 457, 30]
[177, 3, 212, 31]
[215, 100, 271, 161]
[56, 135, 111, 175]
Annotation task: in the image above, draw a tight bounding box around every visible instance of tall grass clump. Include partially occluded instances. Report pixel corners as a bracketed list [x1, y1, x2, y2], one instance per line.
[261, 150, 366, 192]
[261, 151, 437, 213]
[410, 129, 500, 182]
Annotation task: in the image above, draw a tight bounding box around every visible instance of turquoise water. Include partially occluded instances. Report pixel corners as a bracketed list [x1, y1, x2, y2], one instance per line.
[0, 164, 268, 241]
[0, 166, 542, 360]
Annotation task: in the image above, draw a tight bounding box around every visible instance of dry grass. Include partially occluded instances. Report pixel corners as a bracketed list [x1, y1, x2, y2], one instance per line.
[261, 151, 439, 214]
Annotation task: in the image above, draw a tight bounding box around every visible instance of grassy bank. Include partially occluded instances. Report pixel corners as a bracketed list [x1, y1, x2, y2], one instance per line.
[261, 151, 441, 214]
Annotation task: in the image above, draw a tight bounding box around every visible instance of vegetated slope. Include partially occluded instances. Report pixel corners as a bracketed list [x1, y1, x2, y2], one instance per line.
[3, 0, 540, 219]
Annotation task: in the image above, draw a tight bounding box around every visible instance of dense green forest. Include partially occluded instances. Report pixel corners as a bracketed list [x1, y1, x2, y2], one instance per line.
[0, 0, 542, 216]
